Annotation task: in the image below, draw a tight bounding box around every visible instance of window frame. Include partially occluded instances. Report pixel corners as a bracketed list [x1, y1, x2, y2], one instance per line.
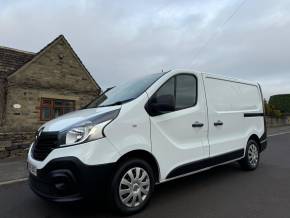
[40, 98, 75, 121]
[146, 73, 198, 116]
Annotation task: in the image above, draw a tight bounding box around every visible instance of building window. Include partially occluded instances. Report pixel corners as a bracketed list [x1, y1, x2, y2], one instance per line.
[40, 98, 75, 121]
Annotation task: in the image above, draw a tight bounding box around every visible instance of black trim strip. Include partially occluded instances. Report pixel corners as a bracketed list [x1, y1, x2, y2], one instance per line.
[259, 132, 267, 152]
[260, 132, 267, 142]
[260, 139, 267, 152]
[244, 113, 264, 117]
[257, 83, 267, 147]
[166, 149, 244, 179]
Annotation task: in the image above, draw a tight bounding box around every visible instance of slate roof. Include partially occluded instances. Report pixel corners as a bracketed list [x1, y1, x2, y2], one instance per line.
[0, 46, 35, 78]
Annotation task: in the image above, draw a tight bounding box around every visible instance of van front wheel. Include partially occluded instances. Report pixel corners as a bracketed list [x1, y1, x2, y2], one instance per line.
[239, 139, 260, 170]
[110, 159, 155, 215]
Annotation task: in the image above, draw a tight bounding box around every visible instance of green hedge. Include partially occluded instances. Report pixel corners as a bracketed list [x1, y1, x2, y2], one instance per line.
[269, 94, 290, 113]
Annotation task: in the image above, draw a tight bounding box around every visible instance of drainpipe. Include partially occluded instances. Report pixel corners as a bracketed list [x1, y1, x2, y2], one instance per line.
[0, 77, 7, 127]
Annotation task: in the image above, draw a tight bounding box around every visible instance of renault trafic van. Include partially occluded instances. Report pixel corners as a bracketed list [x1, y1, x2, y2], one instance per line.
[28, 69, 267, 215]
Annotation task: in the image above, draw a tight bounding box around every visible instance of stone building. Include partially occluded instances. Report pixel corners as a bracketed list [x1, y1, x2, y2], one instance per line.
[0, 35, 101, 156]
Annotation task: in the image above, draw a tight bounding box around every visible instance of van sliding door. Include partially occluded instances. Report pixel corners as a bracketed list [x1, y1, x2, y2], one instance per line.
[203, 75, 261, 157]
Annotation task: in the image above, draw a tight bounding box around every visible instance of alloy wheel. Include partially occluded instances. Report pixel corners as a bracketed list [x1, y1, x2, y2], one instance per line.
[119, 167, 150, 208]
[248, 143, 259, 167]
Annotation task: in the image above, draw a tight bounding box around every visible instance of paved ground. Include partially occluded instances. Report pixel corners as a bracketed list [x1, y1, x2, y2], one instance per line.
[0, 157, 27, 183]
[268, 125, 290, 135]
[0, 131, 289, 218]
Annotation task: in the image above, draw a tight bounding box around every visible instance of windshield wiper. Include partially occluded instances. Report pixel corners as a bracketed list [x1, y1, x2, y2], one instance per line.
[99, 98, 135, 107]
[82, 86, 115, 109]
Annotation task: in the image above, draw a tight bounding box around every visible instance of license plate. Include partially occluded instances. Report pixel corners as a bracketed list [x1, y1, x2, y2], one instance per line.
[28, 162, 37, 176]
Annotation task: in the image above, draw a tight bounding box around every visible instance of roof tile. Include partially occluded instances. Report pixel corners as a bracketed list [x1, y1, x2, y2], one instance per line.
[0, 47, 35, 78]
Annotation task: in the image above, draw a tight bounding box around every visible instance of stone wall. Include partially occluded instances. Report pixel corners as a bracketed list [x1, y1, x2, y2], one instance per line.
[0, 132, 34, 159]
[266, 116, 290, 127]
[1, 85, 97, 132]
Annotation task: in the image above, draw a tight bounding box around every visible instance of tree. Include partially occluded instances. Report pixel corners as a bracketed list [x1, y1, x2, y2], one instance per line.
[272, 109, 282, 118]
[264, 98, 284, 118]
[269, 94, 290, 114]
[264, 99, 272, 116]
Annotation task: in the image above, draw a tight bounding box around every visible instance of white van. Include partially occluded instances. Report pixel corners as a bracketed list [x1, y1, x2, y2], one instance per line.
[28, 69, 267, 215]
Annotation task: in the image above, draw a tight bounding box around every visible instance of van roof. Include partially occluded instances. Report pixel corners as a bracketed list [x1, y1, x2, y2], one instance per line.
[204, 72, 258, 86]
[169, 69, 258, 86]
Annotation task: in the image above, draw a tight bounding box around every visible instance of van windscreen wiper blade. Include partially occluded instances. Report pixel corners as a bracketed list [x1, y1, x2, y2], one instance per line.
[99, 98, 135, 107]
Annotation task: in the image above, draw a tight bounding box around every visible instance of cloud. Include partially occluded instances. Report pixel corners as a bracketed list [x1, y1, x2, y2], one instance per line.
[1, 0, 290, 98]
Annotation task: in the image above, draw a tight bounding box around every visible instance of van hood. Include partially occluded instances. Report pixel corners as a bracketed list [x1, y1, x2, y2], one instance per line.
[41, 106, 121, 132]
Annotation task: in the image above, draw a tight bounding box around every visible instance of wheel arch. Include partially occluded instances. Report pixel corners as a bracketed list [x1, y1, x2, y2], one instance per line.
[248, 134, 262, 152]
[116, 150, 160, 183]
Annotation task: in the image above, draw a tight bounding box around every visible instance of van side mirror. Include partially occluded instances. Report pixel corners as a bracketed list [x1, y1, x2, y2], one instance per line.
[146, 94, 175, 116]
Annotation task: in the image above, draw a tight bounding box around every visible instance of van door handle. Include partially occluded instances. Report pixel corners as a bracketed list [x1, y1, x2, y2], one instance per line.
[214, 120, 223, 126]
[192, 122, 204, 128]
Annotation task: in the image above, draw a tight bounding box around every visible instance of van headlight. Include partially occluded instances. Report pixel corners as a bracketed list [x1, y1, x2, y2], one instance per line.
[65, 120, 111, 145]
[61, 109, 120, 146]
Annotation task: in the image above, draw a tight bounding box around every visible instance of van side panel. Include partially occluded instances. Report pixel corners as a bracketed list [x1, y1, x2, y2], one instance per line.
[204, 75, 264, 157]
[104, 92, 152, 156]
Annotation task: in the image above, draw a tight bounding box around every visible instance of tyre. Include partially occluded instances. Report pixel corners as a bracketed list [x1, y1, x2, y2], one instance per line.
[110, 159, 155, 215]
[239, 139, 260, 170]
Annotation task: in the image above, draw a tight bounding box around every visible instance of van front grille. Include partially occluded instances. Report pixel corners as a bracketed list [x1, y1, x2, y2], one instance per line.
[32, 132, 59, 161]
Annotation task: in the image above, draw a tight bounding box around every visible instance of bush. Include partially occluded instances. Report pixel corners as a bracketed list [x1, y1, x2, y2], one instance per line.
[272, 109, 282, 118]
[269, 94, 290, 113]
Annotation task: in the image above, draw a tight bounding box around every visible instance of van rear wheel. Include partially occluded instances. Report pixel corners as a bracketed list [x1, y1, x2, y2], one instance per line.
[110, 159, 155, 215]
[239, 139, 260, 170]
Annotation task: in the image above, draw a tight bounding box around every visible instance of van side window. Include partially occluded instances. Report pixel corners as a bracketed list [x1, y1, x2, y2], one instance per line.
[155, 77, 175, 100]
[147, 74, 197, 116]
[175, 75, 197, 110]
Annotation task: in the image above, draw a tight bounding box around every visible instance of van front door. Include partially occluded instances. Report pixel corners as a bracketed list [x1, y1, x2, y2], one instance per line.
[146, 73, 209, 181]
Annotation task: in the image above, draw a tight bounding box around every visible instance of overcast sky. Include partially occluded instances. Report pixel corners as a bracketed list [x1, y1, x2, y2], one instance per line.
[1, 0, 290, 99]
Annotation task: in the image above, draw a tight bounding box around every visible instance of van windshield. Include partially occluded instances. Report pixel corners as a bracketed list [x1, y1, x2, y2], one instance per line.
[86, 72, 165, 108]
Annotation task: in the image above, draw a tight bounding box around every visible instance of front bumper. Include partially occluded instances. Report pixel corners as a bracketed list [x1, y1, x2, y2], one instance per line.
[29, 157, 116, 202]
